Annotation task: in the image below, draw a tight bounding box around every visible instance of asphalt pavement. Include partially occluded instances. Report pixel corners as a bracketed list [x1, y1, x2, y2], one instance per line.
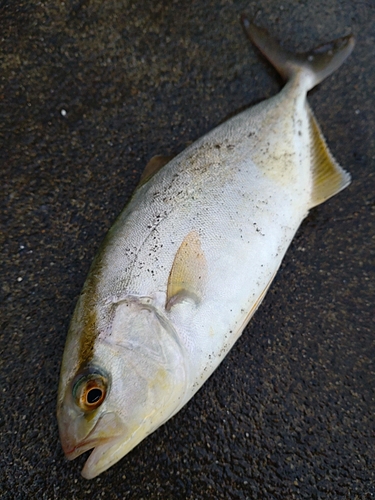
[1, 1, 375, 498]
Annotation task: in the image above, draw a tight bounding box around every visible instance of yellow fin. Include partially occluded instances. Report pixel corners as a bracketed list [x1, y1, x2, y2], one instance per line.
[138, 155, 174, 188]
[166, 231, 207, 310]
[309, 110, 351, 208]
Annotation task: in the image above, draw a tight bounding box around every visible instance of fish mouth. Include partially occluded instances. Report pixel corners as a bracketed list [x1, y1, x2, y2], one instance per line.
[63, 434, 121, 461]
[63, 416, 165, 479]
[59, 411, 128, 478]
[65, 432, 127, 479]
[80, 434, 129, 479]
[60, 411, 155, 479]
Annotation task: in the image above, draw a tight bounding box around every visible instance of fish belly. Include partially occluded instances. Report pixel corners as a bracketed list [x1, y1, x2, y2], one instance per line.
[165, 158, 308, 393]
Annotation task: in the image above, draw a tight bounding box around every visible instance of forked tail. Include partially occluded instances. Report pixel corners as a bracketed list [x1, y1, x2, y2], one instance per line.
[241, 15, 355, 92]
[241, 15, 354, 208]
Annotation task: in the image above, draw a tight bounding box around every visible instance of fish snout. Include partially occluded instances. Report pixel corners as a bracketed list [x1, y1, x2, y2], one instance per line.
[58, 411, 126, 461]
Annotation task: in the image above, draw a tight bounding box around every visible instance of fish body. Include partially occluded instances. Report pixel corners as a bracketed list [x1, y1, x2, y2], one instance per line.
[57, 19, 354, 478]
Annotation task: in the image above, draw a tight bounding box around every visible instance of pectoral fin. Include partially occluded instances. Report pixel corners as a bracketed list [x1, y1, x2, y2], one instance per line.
[166, 231, 207, 310]
[309, 110, 351, 208]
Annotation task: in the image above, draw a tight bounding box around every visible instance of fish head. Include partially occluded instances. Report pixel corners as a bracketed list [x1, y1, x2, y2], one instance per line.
[57, 296, 187, 479]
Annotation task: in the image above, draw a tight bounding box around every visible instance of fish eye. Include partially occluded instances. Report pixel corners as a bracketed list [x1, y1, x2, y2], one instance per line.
[87, 387, 102, 404]
[72, 369, 108, 412]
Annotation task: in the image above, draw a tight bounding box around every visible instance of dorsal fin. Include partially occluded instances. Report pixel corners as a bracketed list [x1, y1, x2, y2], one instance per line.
[166, 231, 207, 311]
[309, 110, 351, 208]
[138, 155, 175, 188]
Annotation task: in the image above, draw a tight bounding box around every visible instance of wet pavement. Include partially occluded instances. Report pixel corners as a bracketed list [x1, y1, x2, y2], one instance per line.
[1, 1, 375, 498]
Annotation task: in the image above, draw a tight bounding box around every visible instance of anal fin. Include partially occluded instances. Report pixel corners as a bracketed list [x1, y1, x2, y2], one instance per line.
[309, 110, 351, 208]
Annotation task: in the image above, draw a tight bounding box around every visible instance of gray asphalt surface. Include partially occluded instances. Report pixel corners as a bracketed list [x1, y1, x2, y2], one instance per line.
[1, 1, 375, 498]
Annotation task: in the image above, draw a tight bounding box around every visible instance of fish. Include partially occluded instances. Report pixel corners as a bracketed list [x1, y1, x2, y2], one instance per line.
[57, 16, 355, 479]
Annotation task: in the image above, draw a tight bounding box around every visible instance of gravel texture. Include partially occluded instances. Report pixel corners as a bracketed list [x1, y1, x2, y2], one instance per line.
[1, 1, 375, 498]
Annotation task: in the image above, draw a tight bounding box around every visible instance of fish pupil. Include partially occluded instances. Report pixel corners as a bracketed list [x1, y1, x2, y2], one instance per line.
[87, 388, 102, 404]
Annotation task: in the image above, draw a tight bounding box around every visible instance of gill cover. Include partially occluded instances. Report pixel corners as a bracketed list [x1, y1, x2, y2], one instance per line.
[57, 298, 188, 479]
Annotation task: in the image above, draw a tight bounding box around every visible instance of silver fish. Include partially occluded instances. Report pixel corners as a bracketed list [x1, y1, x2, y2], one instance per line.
[57, 17, 354, 478]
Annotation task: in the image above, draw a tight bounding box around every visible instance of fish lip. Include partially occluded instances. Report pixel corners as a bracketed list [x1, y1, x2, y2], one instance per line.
[63, 435, 117, 461]
[60, 411, 126, 463]
[80, 434, 126, 479]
